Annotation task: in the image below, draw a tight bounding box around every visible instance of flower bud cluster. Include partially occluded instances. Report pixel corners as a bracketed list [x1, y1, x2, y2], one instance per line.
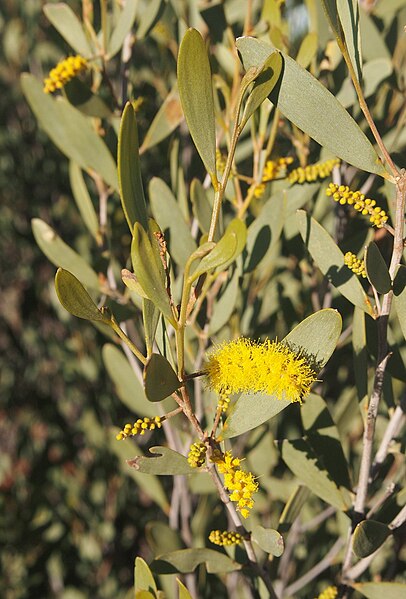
[209, 530, 243, 546]
[344, 252, 367, 278]
[116, 416, 162, 440]
[262, 157, 294, 182]
[216, 149, 227, 175]
[217, 394, 231, 413]
[210, 449, 258, 518]
[187, 441, 207, 468]
[43, 55, 88, 93]
[326, 183, 388, 228]
[314, 586, 338, 599]
[288, 158, 340, 184]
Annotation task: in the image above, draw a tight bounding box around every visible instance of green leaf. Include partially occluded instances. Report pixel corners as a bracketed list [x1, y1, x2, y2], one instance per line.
[134, 557, 157, 594]
[144, 354, 181, 402]
[21, 75, 118, 190]
[122, 269, 148, 299]
[127, 447, 194, 475]
[352, 582, 406, 599]
[143, 299, 160, 357]
[149, 178, 196, 266]
[136, 0, 165, 39]
[102, 344, 175, 417]
[140, 86, 183, 153]
[337, 0, 363, 82]
[251, 525, 284, 557]
[220, 309, 342, 439]
[177, 579, 193, 599]
[280, 437, 351, 510]
[108, 429, 168, 512]
[236, 37, 387, 177]
[190, 178, 214, 236]
[131, 223, 175, 325]
[319, 0, 345, 50]
[43, 3, 92, 57]
[195, 219, 246, 280]
[32, 218, 99, 289]
[107, 0, 138, 59]
[151, 548, 241, 574]
[353, 520, 391, 558]
[118, 103, 148, 232]
[245, 190, 286, 272]
[69, 162, 99, 241]
[240, 51, 283, 128]
[55, 268, 107, 322]
[208, 268, 240, 336]
[63, 78, 113, 119]
[297, 210, 374, 316]
[353, 306, 368, 402]
[178, 29, 216, 177]
[296, 32, 318, 69]
[393, 265, 406, 340]
[364, 241, 391, 294]
[278, 485, 311, 532]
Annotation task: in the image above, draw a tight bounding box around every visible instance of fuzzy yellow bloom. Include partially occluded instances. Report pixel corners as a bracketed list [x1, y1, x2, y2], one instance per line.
[314, 586, 338, 599]
[209, 530, 243, 546]
[205, 338, 317, 404]
[43, 55, 88, 93]
[116, 416, 162, 440]
[211, 449, 258, 518]
[344, 252, 367, 278]
[262, 157, 294, 182]
[326, 183, 388, 228]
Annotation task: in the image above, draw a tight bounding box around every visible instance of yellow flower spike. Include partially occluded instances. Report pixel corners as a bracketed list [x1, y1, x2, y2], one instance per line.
[344, 252, 367, 278]
[43, 55, 88, 94]
[262, 156, 293, 182]
[326, 183, 388, 228]
[288, 158, 340, 184]
[209, 530, 243, 546]
[116, 416, 163, 440]
[314, 586, 338, 599]
[205, 338, 317, 404]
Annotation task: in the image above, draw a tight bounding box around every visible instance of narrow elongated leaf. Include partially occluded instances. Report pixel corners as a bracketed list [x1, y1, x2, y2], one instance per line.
[128, 447, 194, 475]
[143, 299, 160, 357]
[353, 306, 368, 402]
[241, 51, 283, 128]
[296, 32, 318, 69]
[353, 520, 391, 558]
[69, 161, 99, 241]
[140, 86, 183, 153]
[107, 0, 138, 58]
[118, 103, 148, 232]
[177, 580, 193, 599]
[278, 485, 310, 531]
[320, 0, 345, 48]
[251, 525, 284, 557]
[22, 75, 118, 190]
[131, 223, 175, 325]
[337, 0, 363, 82]
[151, 548, 241, 574]
[297, 210, 374, 316]
[149, 178, 196, 266]
[178, 29, 216, 177]
[236, 37, 387, 177]
[32, 218, 99, 289]
[221, 309, 342, 439]
[245, 191, 286, 272]
[144, 354, 181, 402]
[352, 582, 406, 599]
[208, 268, 240, 335]
[134, 557, 157, 594]
[43, 3, 92, 57]
[280, 437, 351, 510]
[136, 0, 165, 39]
[364, 242, 391, 294]
[55, 269, 107, 322]
[190, 178, 213, 235]
[393, 265, 406, 340]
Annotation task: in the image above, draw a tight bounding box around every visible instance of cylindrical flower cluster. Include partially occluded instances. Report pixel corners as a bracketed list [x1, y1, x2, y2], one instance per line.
[288, 158, 340, 184]
[209, 529, 243, 546]
[43, 55, 88, 93]
[326, 183, 388, 228]
[116, 416, 162, 440]
[344, 252, 367, 278]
